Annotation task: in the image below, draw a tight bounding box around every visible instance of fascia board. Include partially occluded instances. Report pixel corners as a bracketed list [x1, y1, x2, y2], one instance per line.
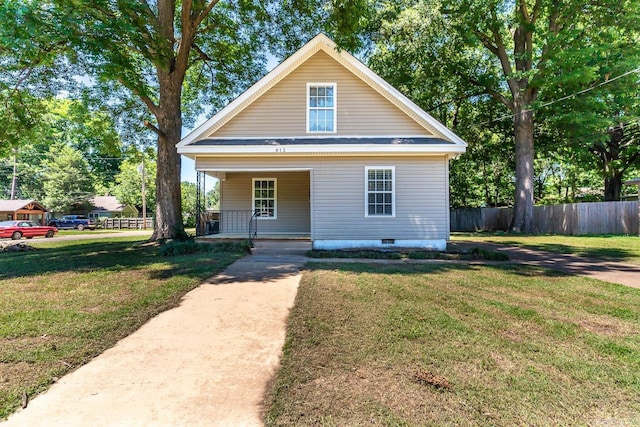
[177, 144, 466, 155]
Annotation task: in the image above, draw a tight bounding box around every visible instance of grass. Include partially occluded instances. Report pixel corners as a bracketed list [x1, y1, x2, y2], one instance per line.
[266, 262, 640, 426]
[0, 236, 247, 420]
[452, 232, 640, 264]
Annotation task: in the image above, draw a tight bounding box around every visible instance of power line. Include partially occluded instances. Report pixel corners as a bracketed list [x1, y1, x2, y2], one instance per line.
[466, 66, 640, 129]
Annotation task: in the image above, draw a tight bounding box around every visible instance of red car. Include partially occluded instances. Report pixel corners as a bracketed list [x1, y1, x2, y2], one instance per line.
[0, 220, 58, 240]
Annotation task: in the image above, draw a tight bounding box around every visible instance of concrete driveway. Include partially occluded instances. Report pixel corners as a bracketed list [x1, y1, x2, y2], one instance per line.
[2, 242, 308, 427]
[449, 241, 640, 289]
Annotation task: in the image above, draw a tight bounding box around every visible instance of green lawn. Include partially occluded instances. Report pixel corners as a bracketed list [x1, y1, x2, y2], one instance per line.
[0, 236, 247, 420]
[56, 228, 153, 236]
[451, 233, 640, 264]
[266, 262, 640, 426]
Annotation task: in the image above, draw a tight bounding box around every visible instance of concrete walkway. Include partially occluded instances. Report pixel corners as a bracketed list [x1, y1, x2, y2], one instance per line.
[3, 242, 309, 427]
[449, 241, 640, 289]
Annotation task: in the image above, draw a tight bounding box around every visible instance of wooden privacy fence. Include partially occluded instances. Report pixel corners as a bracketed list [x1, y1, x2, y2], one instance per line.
[451, 201, 639, 235]
[101, 217, 154, 230]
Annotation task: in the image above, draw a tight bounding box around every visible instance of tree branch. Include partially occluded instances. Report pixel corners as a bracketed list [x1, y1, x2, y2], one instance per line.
[144, 120, 165, 137]
[13, 67, 34, 92]
[195, 0, 221, 28]
[519, 0, 530, 23]
[175, 0, 201, 78]
[192, 43, 212, 62]
[140, 0, 161, 29]
[531, 0, 543, 25]
[118, 78, 160, 117]
[489, 9, 513, 78]
[466, 77, 515, 111]
[533, 0, 562, 81]
[473, 30, 500, 57]
[157, 0, 176, 72]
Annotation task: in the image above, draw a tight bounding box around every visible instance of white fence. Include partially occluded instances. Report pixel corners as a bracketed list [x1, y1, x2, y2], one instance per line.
[101, 217, 154, 230]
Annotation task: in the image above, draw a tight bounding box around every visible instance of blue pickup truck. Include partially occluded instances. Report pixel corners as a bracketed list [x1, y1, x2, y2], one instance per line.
[48, 215, 97, 231]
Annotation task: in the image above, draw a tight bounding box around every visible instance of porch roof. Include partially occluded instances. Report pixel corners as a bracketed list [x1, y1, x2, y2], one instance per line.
[180, 136, 465, 157]
[0, 199, 47, 212]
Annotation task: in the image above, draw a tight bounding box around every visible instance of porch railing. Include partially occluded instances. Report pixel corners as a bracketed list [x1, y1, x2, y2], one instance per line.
[197, 210, 257, 242]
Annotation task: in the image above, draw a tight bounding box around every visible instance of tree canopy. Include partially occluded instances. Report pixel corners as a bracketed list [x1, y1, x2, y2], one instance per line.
[2, 0, 639, 233]
[42, 144, 94, 214]
[367, 0, 640, 226]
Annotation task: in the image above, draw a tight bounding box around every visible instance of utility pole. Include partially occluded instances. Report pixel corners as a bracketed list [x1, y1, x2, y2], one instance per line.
[10, 149, 17, 200]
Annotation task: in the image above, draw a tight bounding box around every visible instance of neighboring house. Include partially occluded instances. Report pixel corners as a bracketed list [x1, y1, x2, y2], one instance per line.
[625, 178, 640, 201]
[0, 200, 48, 225]
[89, 196, 139, 219]
[177, 34, 467, 250]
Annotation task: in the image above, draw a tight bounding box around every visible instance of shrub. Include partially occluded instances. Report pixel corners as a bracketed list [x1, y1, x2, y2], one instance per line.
[159, 240, 251, 257]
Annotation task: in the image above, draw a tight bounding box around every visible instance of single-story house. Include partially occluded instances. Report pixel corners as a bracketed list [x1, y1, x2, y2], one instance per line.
[89, 196, 139, 219]
[0, 199, 48, 224]
[177, 34, 467, 250]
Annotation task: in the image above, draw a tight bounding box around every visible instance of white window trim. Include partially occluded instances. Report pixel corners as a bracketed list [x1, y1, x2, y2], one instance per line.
[252, 178, 277, 220]
[364, 166, 396, 218]
[306, 82, 337, 134]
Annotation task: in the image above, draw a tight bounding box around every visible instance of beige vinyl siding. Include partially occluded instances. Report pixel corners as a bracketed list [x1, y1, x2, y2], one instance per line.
[199, 155, 448, 241]
[221, 171, 310, 233]
[211, 51, 430, 137]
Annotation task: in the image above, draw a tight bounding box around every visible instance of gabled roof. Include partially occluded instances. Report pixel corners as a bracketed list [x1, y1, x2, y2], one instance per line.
[90, 196, 127, 212]
[177, 33, 467, 149]
[0, 199, 47, 212]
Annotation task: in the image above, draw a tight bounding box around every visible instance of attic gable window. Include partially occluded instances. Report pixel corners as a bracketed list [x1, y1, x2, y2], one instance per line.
[307, 83, 336, 133]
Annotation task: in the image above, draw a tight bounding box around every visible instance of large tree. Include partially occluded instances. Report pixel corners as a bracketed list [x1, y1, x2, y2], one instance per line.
[367, 0, 639, 231]
[24, 0, 270, 240]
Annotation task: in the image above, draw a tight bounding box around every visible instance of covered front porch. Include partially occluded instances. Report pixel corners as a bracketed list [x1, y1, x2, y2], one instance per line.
[195, 169, 312, 242]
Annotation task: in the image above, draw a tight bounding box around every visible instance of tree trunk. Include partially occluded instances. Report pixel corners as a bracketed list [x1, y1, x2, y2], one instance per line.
[151, 80, 187, 241]
[604, 172, 623, 201]
[602, 125, 624, 202]
[510, 105, 535, 233]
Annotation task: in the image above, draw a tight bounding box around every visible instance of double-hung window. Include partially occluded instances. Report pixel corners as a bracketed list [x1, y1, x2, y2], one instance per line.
[253, 178, 277, 219]
[307, 83, 336, 133]
[365, 167, 395, 217]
